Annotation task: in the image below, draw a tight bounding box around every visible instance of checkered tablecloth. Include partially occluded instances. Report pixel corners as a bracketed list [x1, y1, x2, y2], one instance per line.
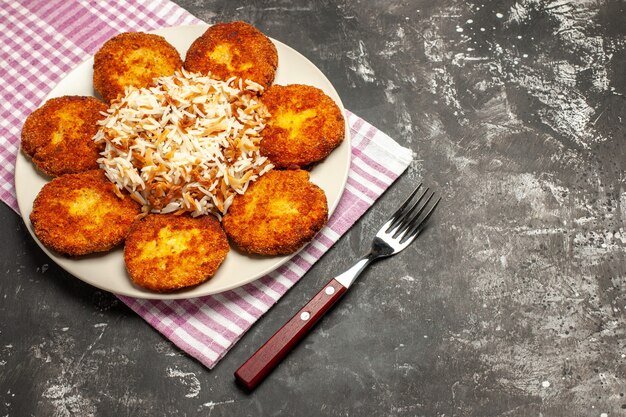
[1, 0, 413, 368]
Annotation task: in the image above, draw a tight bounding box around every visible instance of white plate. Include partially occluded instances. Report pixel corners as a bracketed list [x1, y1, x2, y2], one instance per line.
[15, 24, 351, 300]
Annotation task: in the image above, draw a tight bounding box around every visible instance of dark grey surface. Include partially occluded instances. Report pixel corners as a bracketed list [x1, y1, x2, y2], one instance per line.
[2, 0, 625, 415]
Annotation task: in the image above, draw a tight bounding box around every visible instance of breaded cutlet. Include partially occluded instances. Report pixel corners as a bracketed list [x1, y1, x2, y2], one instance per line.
[222, 169, 328, 255]
[260, 84, 345, 169]
[184, 21, 278, 90]
[29, 170, 141, 256]
[21, 96, 107, 177]
[124, 214, 229, 292]
[93, 32, 182, 103]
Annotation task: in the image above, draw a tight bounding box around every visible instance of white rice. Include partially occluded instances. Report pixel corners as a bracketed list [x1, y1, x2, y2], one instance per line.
[94, 69, 273, 218]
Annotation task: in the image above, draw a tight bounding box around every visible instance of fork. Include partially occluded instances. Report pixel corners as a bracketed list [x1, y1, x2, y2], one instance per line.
[234, 183, 440, 390]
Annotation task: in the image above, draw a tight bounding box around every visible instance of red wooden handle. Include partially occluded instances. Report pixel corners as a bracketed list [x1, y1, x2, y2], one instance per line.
[234, 278, 348, 390]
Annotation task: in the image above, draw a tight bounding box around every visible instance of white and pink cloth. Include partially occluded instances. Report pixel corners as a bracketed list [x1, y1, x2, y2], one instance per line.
[0, 0, 412, 368]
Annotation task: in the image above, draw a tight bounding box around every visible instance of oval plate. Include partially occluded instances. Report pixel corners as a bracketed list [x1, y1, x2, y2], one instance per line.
[14, 24, 351, 300]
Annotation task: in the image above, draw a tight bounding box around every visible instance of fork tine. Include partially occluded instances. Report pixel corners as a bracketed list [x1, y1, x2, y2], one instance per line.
[386, 184, 424, 233]
[393, 191, 435, 238]
[399, 196, 441, 243]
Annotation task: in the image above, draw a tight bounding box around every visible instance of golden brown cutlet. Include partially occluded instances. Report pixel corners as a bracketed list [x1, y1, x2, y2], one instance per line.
[124, 214, 229, 292]
[93, 32, 182, 103]
[260, 84, 345, 169]
[222, 169, 328, 255]
[184, 21, 278, 90]
[29, 170, 141, 256]
[21, 96, 107, 177]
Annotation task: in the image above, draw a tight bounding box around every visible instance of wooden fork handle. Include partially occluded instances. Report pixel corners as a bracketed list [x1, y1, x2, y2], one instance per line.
[234, 278, 348, 391]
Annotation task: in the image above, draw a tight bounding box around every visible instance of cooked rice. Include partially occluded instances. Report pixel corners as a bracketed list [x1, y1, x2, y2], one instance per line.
[94, 69, 273, 218]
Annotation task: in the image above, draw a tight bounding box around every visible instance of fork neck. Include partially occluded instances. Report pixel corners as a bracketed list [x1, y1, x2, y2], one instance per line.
[334, 251, 380, 288]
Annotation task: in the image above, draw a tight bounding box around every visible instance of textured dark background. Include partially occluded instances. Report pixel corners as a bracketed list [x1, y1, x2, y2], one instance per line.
[2, 0, 625, 416]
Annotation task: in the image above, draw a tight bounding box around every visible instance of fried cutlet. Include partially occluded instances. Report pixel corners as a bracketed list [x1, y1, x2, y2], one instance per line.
[124, 214, 229, 292]
[93, 32, 182, 103]
[184, 21, 278, 90]
[29, 170, 141, 256]
[222, 169, 328, 255]
[21, 96, 107, 177]
[259, 84, 345, 169]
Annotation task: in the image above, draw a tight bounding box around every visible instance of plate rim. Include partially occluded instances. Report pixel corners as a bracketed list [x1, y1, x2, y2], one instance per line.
[14, 23, 351, 300]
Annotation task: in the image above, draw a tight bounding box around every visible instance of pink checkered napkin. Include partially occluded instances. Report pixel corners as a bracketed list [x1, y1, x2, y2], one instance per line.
[1, 0, 413, 368]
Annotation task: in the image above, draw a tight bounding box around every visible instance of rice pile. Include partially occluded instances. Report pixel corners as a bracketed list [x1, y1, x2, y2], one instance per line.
[94, 69, 273, 218]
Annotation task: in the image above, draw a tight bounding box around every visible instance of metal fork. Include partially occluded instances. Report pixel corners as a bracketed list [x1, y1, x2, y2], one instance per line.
[235, 184, 440, 390]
